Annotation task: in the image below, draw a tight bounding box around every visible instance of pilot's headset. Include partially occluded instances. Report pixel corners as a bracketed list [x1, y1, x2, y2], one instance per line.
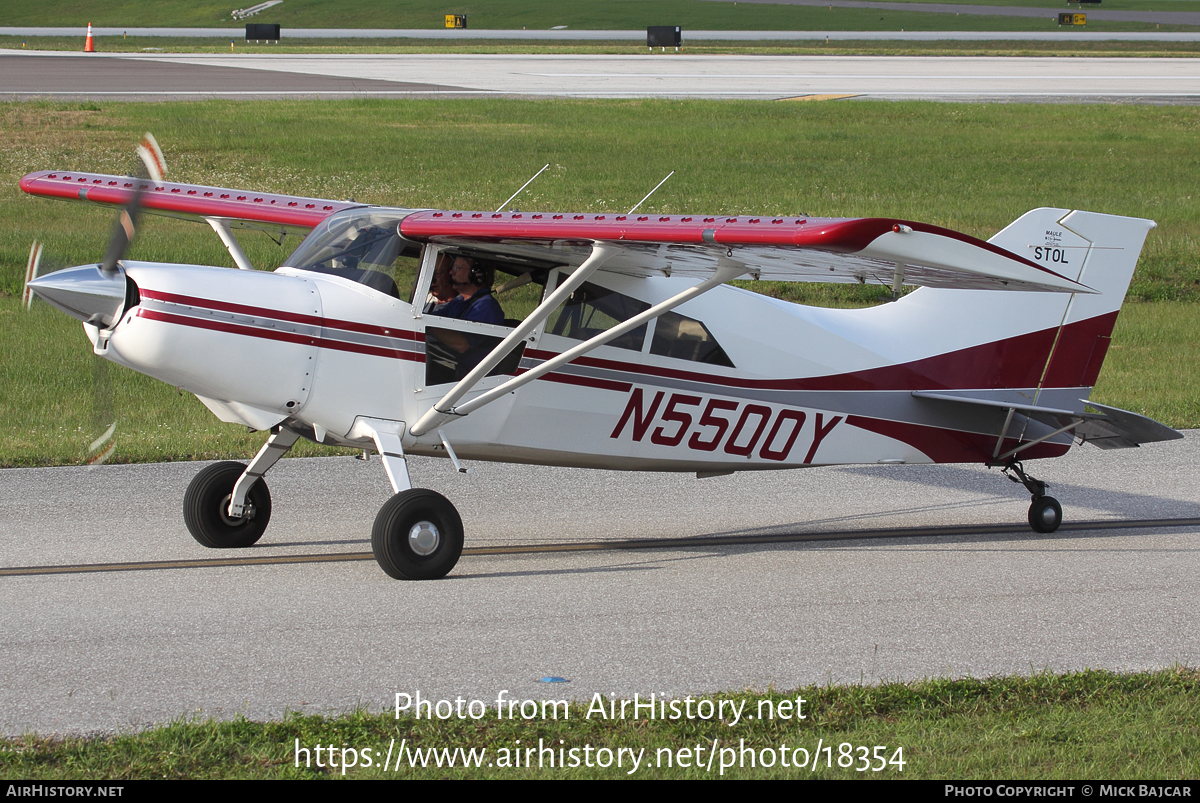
[466, 258, 494, 288]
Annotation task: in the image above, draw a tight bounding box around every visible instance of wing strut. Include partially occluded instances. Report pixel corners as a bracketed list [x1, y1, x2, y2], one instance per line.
[206, 217, 254, 271]
[409, 242, 620, 437]
[411, 259, 747, 436]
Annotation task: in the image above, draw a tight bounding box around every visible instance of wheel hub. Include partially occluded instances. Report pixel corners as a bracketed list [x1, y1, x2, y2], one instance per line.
[217, 494, 249, 527]
[408, 520, 440, 555]
[1037, 505, 1058, 527]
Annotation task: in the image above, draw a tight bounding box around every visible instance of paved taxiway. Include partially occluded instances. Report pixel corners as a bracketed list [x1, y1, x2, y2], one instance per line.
[2, 433, 1198, 735]
[5, 50, 1200, 101]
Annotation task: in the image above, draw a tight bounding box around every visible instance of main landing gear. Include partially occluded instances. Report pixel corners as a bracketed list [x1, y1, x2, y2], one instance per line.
[181, 421, 465, 580]
[1000, 461, 1063, 534]
[371, 489, 463, 581]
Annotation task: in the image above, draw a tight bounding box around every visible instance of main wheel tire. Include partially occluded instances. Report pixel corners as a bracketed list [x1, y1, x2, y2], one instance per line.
[1028, 495, 1063, 534]
[183, 461, 272, 549]
[371, 489, 463, 580]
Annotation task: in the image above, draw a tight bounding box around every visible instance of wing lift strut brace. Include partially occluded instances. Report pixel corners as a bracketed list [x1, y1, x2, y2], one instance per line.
[205, 217, 255, 271]
[409, 243, 747, 438]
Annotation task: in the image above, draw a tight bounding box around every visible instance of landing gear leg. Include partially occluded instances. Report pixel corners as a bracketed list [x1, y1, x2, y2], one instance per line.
[183, 426, 299, 549]
[350, 416, 465, 581]
[1001, 461, 1063, 534]
[228, 426, 300, 518]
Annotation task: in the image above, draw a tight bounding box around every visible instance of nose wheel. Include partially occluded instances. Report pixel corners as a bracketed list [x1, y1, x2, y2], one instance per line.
[183, 461, 272, 548]
[1000, 461, 1062, 534]
[371, 489, 463, 580]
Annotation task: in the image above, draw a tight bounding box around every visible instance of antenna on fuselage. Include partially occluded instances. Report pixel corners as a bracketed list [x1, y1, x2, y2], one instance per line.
[496, 164, 550, 213]
[628, 171, 675, 215]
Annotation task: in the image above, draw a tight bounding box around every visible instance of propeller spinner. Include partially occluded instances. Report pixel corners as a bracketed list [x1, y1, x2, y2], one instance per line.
[25, 133, 166, 467]
[26, 133, 164, 329]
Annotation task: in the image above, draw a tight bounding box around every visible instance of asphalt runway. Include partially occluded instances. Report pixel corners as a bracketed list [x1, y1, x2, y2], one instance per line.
[5, 50, 1200, 100]
[2, 432, 1198, 736]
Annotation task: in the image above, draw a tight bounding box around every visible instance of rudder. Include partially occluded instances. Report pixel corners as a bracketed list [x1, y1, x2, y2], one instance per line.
[988, 209, 1155, 391]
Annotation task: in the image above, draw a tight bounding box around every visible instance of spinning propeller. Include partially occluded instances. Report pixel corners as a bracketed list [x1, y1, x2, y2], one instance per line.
[25, 133, 167, 466]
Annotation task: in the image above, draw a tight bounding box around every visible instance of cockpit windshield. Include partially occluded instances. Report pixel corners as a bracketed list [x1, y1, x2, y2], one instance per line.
[283, 208, 423, 300]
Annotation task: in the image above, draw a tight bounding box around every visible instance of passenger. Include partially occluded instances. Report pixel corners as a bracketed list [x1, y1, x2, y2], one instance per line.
[423, 254, 456, 313]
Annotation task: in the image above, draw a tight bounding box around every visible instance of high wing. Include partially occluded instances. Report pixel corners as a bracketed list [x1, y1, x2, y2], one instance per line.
[399, 210, 1095, 294]
[23, 170, 1091, 294]
[20, 170, 362, 240]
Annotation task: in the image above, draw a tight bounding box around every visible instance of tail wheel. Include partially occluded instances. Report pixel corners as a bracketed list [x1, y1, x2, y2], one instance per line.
[183, 461, 271, 548]
[371, 489, 463, 580]
[1028, 496, 1063, 534]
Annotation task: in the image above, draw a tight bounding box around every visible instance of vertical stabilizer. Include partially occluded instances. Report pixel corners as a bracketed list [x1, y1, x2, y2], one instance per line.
[988, 209, 1154, 391]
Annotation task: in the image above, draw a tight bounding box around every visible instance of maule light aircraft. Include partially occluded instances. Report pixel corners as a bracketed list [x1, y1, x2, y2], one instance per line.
[23, 136, 1181, 580]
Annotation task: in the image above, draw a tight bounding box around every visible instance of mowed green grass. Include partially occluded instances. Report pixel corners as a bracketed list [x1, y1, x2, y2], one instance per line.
[0, 0, 1194, 32]
[3, 98, 1200, 466]
[4, 670, 1198, 779]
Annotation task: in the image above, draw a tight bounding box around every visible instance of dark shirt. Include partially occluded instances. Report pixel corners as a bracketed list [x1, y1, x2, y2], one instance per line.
[434, 288, 504, 325]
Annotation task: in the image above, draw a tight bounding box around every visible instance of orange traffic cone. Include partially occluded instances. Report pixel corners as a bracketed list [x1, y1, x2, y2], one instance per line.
[84, 23, 95, 52]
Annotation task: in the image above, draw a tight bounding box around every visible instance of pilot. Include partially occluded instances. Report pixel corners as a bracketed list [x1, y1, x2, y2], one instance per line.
[428, 255, 506, 380]
[432, 256, 504, 325]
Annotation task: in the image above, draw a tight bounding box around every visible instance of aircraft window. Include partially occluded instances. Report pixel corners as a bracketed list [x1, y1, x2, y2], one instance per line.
[425, 326, 525, 386]
[650, 312, 734, 367]
[546, 282, 649, 352]
[424, 256, 552, 326]
[285, 208, 422, 301]
[491, 267, 548, 323]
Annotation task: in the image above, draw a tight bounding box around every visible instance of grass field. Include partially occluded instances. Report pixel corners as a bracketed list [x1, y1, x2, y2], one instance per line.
[4, 98, 1200, 466]
[1, 0, 1196, 33]
[3, 669, 1197, 778]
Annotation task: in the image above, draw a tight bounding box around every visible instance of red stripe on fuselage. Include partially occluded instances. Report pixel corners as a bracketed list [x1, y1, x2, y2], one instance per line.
[1040, 311, 1120, 389]
[845, 415, 1070, 463]
[136, 308, 422, 362]
[530, 313, 1114, 392]
[139, 289, 421, 341]
[517, 368, 631, 393]
[137, 292, 1117, 393]
[139, 305, 1072, 462]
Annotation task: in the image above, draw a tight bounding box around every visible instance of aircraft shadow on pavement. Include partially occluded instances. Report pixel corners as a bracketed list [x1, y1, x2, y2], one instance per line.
[835, 463, 1200, 520]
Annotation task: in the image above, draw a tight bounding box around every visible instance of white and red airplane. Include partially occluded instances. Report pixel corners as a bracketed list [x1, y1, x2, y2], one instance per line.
[22, 141, 1181, 580]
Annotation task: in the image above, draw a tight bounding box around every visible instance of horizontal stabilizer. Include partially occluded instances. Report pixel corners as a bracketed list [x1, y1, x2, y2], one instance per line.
[913, 391, 1182, 451]
[1073, 401, 1184, 450]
